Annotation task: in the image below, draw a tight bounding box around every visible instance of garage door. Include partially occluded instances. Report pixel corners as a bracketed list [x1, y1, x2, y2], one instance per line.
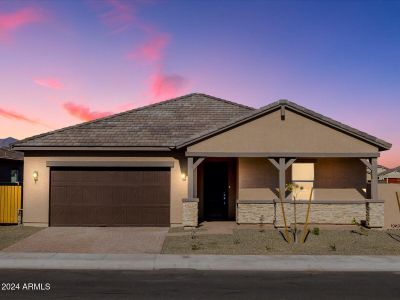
[50, 167, 170, 227]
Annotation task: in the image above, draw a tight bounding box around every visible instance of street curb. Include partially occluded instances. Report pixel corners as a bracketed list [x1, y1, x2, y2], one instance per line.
[1, 253, 400, 271]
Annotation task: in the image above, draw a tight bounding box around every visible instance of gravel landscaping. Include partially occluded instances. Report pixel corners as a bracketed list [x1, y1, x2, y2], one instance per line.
[162, 228, 400, 255]
[0, 226, 43, 250]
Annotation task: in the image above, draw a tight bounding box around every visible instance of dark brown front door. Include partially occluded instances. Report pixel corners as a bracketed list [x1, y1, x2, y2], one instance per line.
[203, 162, 229, 220]
[50, 167, 170, 227]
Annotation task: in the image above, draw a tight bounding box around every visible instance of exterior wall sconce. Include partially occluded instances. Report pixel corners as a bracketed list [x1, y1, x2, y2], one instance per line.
[33, 171, 39, 183]
[181, 173, 187, 181]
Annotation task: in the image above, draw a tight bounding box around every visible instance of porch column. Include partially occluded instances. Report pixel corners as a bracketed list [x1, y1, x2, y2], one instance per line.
[268, 157, 296, 200]
[360, 158, 378, 200]
[279, 158, 286, 201]
[188, 157, 194, 199]
[188, 157, 205, 199]
[183, 157, 204, 228]
[371, 158, 378, 201]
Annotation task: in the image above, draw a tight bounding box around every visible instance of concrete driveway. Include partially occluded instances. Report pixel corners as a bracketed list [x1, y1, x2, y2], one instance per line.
[3, 227, 168, 254]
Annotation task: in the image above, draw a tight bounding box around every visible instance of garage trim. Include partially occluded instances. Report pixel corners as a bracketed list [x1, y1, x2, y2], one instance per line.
[46, 161, 174, 168]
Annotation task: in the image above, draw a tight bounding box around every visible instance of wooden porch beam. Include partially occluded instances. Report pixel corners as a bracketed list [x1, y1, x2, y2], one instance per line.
[285, 158, 296, 170]
[360, 158, 373, 170]
[193, 157, 205, 170]
[268, 158, 280, 169]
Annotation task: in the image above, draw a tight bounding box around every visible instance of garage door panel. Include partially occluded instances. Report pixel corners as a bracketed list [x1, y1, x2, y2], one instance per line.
[50, 168, 170, 227]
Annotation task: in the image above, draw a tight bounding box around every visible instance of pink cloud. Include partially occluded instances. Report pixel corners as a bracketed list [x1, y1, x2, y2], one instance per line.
[127, 34, 169, 62]
[34, 78, 64, 90]
[99, 0, 135, 34]
[150, 71, 189, 100]
[0, 7, 45, 41]
[0, 107, 50, 127]
[63, 102, 113, 121]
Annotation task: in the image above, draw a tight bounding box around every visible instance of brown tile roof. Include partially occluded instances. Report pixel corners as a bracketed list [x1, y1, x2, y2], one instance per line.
[13, 93, 254, 149]
[13, 94, 391, 151]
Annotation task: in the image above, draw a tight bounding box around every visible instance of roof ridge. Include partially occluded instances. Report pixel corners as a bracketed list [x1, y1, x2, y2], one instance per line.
[193, 93, 255, 110]
[13, 93, 254, 147]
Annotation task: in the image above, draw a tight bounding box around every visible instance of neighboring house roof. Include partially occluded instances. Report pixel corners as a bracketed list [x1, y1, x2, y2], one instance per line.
[378, 166, 400, 179]
[13, 94, 254, 149]
[0, 137, 18, 148]
[0, 147, 23, 161]
[367, 165, 387, 174]
[13, 93, 392, 151]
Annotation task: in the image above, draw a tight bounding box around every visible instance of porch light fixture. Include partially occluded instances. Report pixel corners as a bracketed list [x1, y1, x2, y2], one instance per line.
[181, 173, 187, 181]
[33, 171, 39, 183]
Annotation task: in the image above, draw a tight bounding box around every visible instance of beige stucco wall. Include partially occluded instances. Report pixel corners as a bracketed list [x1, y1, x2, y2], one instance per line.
[379, 184, 400, 229]
[237, 158, 279, 200]
[188, 110, 378, 154]
[237, 157, 367, 201]
[23, 153, 187, 226]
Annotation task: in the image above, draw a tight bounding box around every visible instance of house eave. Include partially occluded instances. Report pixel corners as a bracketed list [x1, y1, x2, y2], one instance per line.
[185, 151, 380, 158]
[12, 146, 174, 152]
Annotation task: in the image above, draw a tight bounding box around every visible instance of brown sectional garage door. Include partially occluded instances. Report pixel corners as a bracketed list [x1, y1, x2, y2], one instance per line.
[50, 167, 170, 227]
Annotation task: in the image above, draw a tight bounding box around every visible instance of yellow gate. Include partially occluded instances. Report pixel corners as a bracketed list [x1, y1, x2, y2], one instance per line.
[0, 185, 22, 224]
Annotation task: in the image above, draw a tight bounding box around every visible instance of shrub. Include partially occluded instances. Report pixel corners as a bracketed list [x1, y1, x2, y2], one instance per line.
[329, 243, 336, 251]
[191, 243, 200, 251]
[312, 227, 320, 235]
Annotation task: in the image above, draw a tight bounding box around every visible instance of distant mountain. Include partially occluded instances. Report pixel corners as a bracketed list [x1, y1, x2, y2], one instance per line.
[0, 137, 18, 148]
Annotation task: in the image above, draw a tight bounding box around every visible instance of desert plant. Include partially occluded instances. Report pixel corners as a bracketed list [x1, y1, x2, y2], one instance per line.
[351, 218, 369, 236]
[265, 242, 273, 251]
[286, 183, 304, 243]
[277, 187, 291, 243]
[191, 228, 197, 240]
[233, 236, 241, 245]
[329, 243, 336, 251]
[312, 227, 320, 235]
[191, 243, 200, 250]
[300, 187, 314, 243]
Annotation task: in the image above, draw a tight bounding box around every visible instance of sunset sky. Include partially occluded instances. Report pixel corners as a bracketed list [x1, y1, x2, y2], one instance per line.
[0, 0, 399, 167]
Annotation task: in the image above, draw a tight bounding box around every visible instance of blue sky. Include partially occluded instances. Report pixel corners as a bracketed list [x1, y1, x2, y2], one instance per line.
[0, 0, 399, 165]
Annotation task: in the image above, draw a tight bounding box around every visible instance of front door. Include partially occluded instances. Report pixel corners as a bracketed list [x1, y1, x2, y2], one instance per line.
[203, 162, 229, 220]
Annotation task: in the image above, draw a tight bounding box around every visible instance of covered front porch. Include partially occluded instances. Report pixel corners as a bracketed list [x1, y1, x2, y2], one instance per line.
[182, 154, 384, 228]
[179, 101, 387, 229]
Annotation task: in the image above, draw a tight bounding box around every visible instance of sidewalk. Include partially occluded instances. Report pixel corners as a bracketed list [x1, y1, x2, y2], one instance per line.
[1, 252, 400, 271]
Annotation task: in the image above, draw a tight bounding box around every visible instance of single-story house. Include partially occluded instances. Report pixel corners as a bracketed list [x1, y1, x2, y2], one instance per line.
[0, 146, 23, 184]
[12, 93, 392, 228]
[378, 167, 400, 184]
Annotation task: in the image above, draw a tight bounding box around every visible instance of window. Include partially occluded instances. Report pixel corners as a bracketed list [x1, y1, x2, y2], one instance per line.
[291, 163, 314, 200]
[10, 170, 19, 183]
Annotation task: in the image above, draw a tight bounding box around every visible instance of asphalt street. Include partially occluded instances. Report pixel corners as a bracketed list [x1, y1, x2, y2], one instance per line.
[0, 270, 399, 299]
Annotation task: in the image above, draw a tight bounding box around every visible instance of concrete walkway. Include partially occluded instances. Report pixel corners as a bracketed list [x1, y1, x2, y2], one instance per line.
[1, 252, 400, 271]
[3, 227, 168, 254]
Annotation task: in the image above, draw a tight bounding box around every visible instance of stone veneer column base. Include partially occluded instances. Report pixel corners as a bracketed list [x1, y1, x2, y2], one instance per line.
[237, 200, 275, 224]
[236, 200, 384, 228]
[182, 198, 199, 228]
[367, 201, 384, 227]
[274, 202, 294, 227]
